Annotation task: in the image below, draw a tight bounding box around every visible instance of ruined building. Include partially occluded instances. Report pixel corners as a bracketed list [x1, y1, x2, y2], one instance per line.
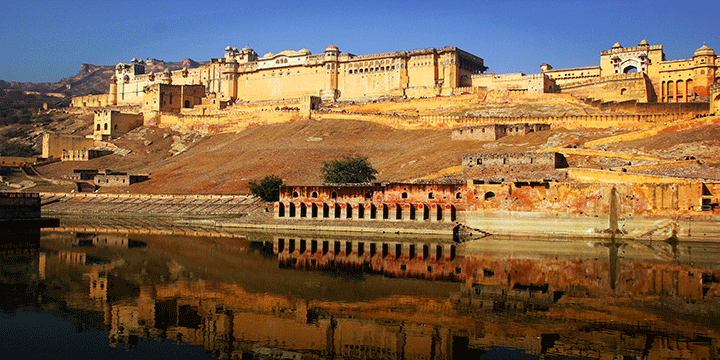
[451, 123, 551, 141]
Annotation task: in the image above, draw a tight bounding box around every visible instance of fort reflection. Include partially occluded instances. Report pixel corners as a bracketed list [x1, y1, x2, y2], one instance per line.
[2, 231, 719, 359]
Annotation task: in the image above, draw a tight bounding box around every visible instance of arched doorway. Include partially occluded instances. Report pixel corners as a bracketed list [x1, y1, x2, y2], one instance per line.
[623, 65, 637, 73]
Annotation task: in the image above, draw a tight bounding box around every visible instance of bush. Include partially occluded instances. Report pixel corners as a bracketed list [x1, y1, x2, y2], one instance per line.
[248, 175, 284, 202]
[321, 154, 378, 184]
[0, 141, 36, 157]
[1, 127, 26, 139]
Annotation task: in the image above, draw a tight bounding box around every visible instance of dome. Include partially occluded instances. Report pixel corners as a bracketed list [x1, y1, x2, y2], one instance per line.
[611, 42, 622, 49]
[242, 44, 252, 52]
[232, 47, 238, 52]
[163, 68, 171, 74]
[298, 48, 311, 55]
[324, 44, 339, 53]
[694, 44, 715, 57]
[131, 57, 138, 62]
[639, 39, 649, 46]
[225, 45, 232, 52]
[263, 52, 274, 58]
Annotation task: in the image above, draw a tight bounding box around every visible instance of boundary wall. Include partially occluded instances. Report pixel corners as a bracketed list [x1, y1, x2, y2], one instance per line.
[312, 111, 689, 130]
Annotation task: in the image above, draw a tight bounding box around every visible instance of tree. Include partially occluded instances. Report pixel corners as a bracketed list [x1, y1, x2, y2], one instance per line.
[321, 155, 378, 184]
[248, 175, 284, 202]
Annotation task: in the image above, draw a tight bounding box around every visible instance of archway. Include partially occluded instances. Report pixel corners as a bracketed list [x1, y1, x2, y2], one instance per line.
[184, 100, 191, 108]
[623, 65, 637, 73]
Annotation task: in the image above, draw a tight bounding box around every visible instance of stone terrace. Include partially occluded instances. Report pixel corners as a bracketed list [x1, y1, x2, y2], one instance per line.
[40, 192, 266, 216]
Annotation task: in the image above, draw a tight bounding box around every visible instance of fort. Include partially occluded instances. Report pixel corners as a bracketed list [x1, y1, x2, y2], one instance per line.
[37, 39, 720, 240]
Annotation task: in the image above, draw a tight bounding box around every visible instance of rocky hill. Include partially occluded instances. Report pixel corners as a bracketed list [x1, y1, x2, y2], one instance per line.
[0, 58, 202, 97]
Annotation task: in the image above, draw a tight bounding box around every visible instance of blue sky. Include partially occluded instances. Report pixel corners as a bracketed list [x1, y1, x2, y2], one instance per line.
[1, 0, 718, 83]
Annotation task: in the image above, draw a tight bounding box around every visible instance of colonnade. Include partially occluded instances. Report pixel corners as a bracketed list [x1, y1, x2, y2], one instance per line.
[272, 237, 461, 279]
[275, 202, 456, 222]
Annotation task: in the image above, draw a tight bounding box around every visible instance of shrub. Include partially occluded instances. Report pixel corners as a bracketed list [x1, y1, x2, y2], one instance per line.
[248, 175, 284, 202]
[321, 154, 378, 184]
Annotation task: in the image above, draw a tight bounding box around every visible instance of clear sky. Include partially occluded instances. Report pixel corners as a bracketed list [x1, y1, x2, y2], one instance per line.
[0, 0, 718, 83]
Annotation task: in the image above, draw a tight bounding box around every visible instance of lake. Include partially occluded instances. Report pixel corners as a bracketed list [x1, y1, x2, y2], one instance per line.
[1, 229, 719, 359]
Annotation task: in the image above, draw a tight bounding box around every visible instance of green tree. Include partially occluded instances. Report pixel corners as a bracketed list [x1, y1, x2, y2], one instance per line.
[321, 155, 378, 184]
[248, 174, 284, 202]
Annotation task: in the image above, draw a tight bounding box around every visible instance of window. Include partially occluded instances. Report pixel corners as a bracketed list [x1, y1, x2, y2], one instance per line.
[428, 192, 434, 199]
[401, 192, 408, 199]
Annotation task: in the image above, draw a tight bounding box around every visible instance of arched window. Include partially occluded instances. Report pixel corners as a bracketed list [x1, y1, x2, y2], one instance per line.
[311, 191, 318, 198]
[96, 124, 100, 131]
[292, 191, 299, 198]
[104, 123, 108, 131]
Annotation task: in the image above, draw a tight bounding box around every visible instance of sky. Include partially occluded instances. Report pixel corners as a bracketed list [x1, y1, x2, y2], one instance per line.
[0, 0, 718, 83]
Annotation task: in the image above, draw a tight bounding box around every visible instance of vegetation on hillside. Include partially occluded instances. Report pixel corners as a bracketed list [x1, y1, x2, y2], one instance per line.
[0, 89, 70, 126]
[321, 155, 378, 184]
[248, 175, 284, 202]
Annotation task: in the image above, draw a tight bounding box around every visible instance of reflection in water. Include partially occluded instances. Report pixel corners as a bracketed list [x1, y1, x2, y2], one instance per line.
[0, 231, 719, 359]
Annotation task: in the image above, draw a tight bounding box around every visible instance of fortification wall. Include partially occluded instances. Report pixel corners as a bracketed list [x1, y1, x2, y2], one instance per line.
[593, 99, 708, 114]
[71, 94, 111, 108]
[566, 168, 699, 184]
[42, 133, 95, 159]
[584, 115, 720, 147]
[468, 181, 704, 215]
[147, 110, 302, 133]
[559, 72, 652, 103]
[711, 83, 720, 114]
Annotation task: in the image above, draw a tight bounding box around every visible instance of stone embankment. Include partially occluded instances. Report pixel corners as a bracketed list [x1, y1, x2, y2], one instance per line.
[40, 192, 264, 216]
[40, 192, 455, 236]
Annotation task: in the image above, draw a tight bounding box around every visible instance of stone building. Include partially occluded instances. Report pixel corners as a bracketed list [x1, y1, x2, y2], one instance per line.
[544, 40, 719, 103]
[141, 83, 206, 113]
[106, 45, 486, 106]
[93, 109, 143, 141]
[275, 182, 469, 222]
[67, 169, 149, 186]
[710, 83, 720, 114]
[42, 133, 95, 159]
[451, 123, 551, 141]
[61, 149, 111, 161]
[462, 152, 568, 183]
[93, 170, 149, 186]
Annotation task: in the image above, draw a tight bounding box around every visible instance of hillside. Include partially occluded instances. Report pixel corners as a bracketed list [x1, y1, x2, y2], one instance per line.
[0, 59, 202, 97]
[32, 117, 624, 195]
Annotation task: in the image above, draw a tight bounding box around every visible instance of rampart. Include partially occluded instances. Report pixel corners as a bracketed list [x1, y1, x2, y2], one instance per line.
[558, 72, 654, 103]
[311, 111, 688, 130]
[145, 109, 303, 133]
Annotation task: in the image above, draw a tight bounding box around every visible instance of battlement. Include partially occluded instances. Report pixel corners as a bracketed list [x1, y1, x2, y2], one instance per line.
[601, 44, 663, 55]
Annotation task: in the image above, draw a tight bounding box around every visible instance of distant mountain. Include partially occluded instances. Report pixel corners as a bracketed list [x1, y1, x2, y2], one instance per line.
[0, 59, 203, 97]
